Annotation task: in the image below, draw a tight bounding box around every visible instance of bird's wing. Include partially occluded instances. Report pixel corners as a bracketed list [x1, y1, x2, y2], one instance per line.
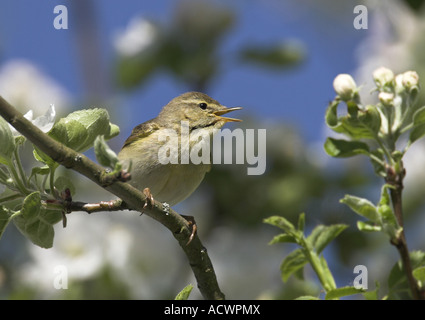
[122, 120, 161, 148]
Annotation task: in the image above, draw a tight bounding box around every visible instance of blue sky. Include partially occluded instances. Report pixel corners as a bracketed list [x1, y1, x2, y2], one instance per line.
[0, 0, 367, 143]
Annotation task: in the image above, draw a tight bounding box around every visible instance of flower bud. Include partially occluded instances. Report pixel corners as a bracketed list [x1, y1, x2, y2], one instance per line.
[333, 74, 357, 101]
[378, 92, 394, 106]
[401, 71, 419, 89]
[373, 67, 394, 88]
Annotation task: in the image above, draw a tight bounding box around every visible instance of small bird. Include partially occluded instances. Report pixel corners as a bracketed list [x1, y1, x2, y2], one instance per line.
[118, 91, 242, 210]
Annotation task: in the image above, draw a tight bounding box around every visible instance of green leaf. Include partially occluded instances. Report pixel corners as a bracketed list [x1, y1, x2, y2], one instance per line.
[378, 184, 392, 207]
[413, 266, 425, 282]
[280, 248, 308, 282]
[388, 251, 425, 298]
[325, 99, 378, 140]
[369, 149, 386, 177]
[412, 106, 425, 126]
[0, 205, 13, 241]
[33, 147, 58, 169]
[108, 124, 120, 139]
[376, 185, 399, 237]
[293, 267, 305, 281]
[65, 109, 117, 138]
[264, 216, 296, 235]
[340, 194, 379, 222]
[239, 42, 304, 69]
[319, 255, 337, 291]
[297, 212, 305, 232]
[378, 204, 398, 229]
[325, 100, 340, 128]
[340, 116, 377, 140]
[325, 286, 365, 300]
[307, 224, 348, 254]
[412, 105, 425, 125]
[324, 138, 370, 158]
[54, 119, 87, 150]
[0, 116, 16, 165]
[41, 209, 63, 225]
[408, 106, 425, 145]
[48, 119, 86, 152]
[358, 105, 381, 135]
[363, 281, 380, 300]
[294, 295, 320, 300]
[409, 125, 425, 145]
[48, 108, 120, 153]
[33, 109, 119, 167]
[268, 233, 297, 245]
[306, 225, 325, 248]
[30, 166, 50, 177]
[175, 284, 194, 300]
[94, 135, 119, 168]
[21, 191, 41, 221]
[14, 135, 26, 146]
[12, 191, 60, 248]
[55, 176, 76, 197]
[357, 220, 381, 232]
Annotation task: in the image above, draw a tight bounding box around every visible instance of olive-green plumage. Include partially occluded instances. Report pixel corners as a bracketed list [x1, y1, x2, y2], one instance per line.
[118, 92, 241, 205]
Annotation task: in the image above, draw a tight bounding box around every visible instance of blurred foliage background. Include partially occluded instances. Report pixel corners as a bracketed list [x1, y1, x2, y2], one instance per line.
[1, 0, 425, 299]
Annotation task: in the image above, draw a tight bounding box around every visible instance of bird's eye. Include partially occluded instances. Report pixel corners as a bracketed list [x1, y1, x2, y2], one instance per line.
[199, 102, 208, 110]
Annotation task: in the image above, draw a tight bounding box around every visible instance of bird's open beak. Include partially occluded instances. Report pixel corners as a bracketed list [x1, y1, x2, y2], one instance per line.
[213, 107, 243, 123]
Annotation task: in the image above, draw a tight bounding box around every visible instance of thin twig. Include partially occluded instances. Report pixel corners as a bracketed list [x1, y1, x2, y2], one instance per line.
[45, 197, 129, 214]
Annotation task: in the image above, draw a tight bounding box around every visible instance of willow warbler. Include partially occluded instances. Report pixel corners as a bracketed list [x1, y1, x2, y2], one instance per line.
[118, 92, 242, 207]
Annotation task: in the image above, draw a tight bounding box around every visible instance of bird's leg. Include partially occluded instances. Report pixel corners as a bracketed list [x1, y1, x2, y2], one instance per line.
[141, 187, 155, 215]
[180, 214, 197, 245]
[141, 188, 196, 245]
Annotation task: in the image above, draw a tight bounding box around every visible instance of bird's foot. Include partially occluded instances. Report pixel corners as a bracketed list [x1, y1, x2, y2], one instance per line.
[181, 214, 197, 246]
[141, 187, 155, 215]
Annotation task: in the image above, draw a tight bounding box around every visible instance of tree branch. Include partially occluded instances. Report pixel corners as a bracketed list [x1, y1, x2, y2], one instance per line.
[0, 95, 225, 300]
[386, 167, 425, 300]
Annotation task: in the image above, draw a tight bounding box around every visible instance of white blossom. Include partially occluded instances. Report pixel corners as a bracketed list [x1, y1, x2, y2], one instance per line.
[373, 67, 394, 87]
[19, 215, 133, 295]
[378, 92, 394, 105]
[401, 70, 419, 89]
[9, 104, 56, 136]
[333, 74, 357, 101]
[113, 18, 158, 57]
[0, 60, 69, 113]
